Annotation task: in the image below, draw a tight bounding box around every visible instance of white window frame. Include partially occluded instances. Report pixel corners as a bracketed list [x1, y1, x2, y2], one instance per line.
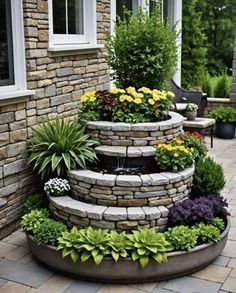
[0, 0, 31, 102]
[48, 0, 97, 50]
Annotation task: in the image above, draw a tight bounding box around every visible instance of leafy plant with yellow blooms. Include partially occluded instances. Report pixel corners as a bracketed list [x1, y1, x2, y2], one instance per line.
[79, 87, 175, 123]
[155, 143, 194, 172]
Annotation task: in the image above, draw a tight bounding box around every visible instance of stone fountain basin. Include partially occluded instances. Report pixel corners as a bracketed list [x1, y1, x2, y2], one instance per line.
[26, 217, 230, 283]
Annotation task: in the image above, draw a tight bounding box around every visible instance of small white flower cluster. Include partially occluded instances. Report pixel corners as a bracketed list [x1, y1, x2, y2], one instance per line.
[44, 178, 70, 197]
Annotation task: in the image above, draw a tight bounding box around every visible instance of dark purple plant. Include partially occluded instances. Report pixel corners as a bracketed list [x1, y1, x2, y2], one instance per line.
[169, 194, 228, 227]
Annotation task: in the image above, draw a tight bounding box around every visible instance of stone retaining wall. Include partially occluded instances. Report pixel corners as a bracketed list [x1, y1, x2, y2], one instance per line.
[0, 0, 110, 237]
[86, 112, 184, 146]
[49, 196, 169, 231]
[68, 167, 194, 207]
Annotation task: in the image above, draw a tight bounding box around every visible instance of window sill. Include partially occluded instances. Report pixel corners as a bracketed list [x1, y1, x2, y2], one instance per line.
[0, 89, 35, 106]
[48, 44, 104, 57]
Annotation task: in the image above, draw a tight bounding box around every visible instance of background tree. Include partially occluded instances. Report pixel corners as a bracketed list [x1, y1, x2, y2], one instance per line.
[181, 0, 207, 88]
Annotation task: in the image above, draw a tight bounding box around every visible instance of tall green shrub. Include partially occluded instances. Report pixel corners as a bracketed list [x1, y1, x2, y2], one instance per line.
[106, 7, 177, 89]
[182, 0, 207, 88]
[214, 74, 230, 98]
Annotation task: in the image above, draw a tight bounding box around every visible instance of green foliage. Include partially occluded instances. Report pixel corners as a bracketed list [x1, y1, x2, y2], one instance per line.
[126, 227, 173, 268]
[181, 133, 207, 162]
[27, 118, 97, 179]
[201, 74, 213, 97]
[23, 194, 47, 215]
[108, 231, 128, 262]
[106, 6, 177, 89]
[208, 106, 236, 123]
[210, 217, 225, 231]
[182, 0, 207, 88]
[155, 143, 194, 172]
[34, 219, 67, 246]
[21, 209, 49, 233]
[193, 223, 221, 243]
[214, 74, 231, 98]
[192, 157, 226, 196]
[165, 226, 198, 252]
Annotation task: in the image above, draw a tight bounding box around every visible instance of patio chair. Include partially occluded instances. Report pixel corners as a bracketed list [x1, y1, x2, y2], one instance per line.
[170, 79, 207, 117]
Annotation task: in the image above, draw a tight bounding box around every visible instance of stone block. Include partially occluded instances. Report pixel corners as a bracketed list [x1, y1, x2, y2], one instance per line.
[87, 205, 107, 220]
[158, 206, 169, 217]
[134, 191, 166, 198]
[117, 221, 139, 230]
[116, 175, 142, 187]
[104, 207, 127, 221]
[131, 123, 159, 131]
[127, 147, 142, 157]
[142, 207, 161, 220]
[161, 172, 183, 183]
[90, 220, 115, 229]
[4, 159, 26, 176]
[127, 207, 145, 220]
[95, 146, 126, 157]
[56, 68, 74, 77]
[111, 123, 131, 131]
[150, 174, 169, 185]
[0, 112, 14, 124]
[96, 174, 117, 187]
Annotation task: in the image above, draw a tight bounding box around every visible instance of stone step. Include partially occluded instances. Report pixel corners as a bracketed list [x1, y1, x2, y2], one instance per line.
[95, 145, 156, 157]
[68, 167, 194, 207]
[49, 195, 169, 231]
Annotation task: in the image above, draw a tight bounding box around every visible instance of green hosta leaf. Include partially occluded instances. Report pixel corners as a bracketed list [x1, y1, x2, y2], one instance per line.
[81, 251, 91, 263]
[139, 256, 149, 268]
[70, 251, 79, 263]
[62, 248, 74, 258]
[131, 251, 140, 261]
[111, 251, 119, 262]
[94, 253, 104, 266]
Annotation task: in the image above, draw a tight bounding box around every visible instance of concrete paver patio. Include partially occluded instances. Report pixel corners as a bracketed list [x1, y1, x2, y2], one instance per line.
[0, 137, 235, 293]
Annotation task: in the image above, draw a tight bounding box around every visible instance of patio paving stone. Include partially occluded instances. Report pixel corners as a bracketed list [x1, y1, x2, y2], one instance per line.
[0, 281, 31, 293]
[162, 276, 222, 293]
[221, 276, 236, 292]
[0, 258, 53, 288]
[129, 282, 158, 292]
[0, 278, 7, 286]
[191, 264, 231, 283]
[213, 256, 230, 267]
[63, 280, 103, 293]
[227, 258, 236, 268]
[97, 284, 146, 293]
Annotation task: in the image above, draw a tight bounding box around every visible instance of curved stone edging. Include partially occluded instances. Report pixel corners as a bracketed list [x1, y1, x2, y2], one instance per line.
[68, 167, 194, 207]
[26, 217, 230, 283]
[86, 112, 184, 147]
[49, 196, 169, 231]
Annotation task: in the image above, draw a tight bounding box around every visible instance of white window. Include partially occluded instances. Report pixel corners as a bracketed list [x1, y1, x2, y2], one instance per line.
[0, 0, 31, 102]
[48, 0, 98, 50]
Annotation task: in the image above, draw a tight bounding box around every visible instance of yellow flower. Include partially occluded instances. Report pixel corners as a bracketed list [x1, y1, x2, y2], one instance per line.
[111, 88, 125, 94]
[133, 92, 143, 99]
[86, 90, 96, 97]
[173, 153, 179, 158]
[89, 96, 96, 102]
[138, 87, 152, 94]
[148, 99, 155, 105]
[127, 96, 133, 102]
[134, 98, 142, 104]
[81, 95, 89, 103]
[119, 94, 128, 102]
[167, 91, 175, 98]
[152, 93, 160, 101]
[126, 86, 136, 95]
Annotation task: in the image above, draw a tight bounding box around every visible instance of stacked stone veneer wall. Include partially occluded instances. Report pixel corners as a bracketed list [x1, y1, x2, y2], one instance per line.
[86, 112, 184, 146]
[0, 0, 110, 238]
[68, 168, 194, 207]
[231, 33, 236, 106]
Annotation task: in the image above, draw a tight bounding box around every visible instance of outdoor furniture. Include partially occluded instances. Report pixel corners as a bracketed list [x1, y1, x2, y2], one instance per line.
[170, 79, 208, 117]
[183, 117, 216, 148]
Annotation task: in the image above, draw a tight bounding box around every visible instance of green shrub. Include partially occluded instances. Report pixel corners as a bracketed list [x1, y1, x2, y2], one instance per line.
[165, 226, 198, 252]
[210, 217, 225, 231]
[193, 223, 221, 243]
[23, 194, 47, 214]
[155, 143, 194, 172]
[208, 106, 236, 123]
[192, 157, 226, 196]
[127, 227, 173, 268]
[106, 6, 177, 89]
[27, 118, 97, 179]
[21, 209, 49, 233]
[34, 219, 67, 246]
[214, 74, 230, 98]
[201, 74, 213, 97]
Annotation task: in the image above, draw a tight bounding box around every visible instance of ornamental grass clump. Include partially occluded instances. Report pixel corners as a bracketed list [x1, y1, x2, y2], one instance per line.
[27, 118, 97, 179]
[44, 178, 70, 197]
[155, 143, 194, 172]
[106, 6, 177, 89]
[79, 87, 174, 123]
[192, 157, 225, 196]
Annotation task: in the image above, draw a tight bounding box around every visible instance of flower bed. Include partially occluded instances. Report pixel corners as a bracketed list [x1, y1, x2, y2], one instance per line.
[25, 217, 230, 283]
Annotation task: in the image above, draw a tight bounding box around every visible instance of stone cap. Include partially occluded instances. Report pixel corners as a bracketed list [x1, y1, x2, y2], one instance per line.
[95, 145, 156, 157]
[86, 112, 184, 132]
[68, 166, 195, 187]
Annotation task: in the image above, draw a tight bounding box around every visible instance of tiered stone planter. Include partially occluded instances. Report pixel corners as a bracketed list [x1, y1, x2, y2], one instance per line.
[49, 112, 194, 231]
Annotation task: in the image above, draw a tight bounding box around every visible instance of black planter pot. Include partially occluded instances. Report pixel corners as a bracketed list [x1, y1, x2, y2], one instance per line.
[216, 122, 236, 139]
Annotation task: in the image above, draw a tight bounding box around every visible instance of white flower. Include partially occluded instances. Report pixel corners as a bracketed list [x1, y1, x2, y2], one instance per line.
[44, 177, 70, 197]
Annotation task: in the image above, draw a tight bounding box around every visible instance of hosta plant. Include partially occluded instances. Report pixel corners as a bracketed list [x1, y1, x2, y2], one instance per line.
[155, 143, 194, 172]
[193, 223, 221, 243]
[79, 87, 174, 123]
[21, 209, 49, 233]
[27, 118, 97, 179]
[108, 231, 128, 262]
[34, 219, 67, 246]
[165, 226, 198, 252]
[126, 227, 173, 268]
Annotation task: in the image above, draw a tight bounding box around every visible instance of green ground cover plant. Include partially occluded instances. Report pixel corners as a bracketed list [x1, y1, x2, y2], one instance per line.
[23, 194, 47, 214]
[21, 209, 49, 233]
